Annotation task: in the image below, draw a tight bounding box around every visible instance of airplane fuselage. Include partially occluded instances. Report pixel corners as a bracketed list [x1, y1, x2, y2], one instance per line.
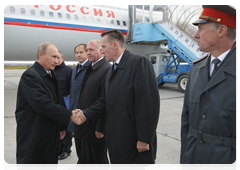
[4, 5, 165, 62]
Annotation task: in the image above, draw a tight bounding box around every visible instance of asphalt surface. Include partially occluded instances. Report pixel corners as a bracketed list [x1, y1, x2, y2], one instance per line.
[4, 70, 184, 170]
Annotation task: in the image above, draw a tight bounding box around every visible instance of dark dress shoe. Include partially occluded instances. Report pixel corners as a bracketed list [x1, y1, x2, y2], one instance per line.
[58, 152, 70, 160]
[68, 165, 81, 170]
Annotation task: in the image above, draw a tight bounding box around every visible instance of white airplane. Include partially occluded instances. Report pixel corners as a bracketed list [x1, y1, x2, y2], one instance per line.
[4, 5, 166, 64]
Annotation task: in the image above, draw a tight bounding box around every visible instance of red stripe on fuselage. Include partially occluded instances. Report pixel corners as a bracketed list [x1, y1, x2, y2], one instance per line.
[4, 21, 128, 35]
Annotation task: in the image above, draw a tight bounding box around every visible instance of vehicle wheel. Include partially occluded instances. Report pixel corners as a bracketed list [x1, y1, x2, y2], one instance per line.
[177, 75, 188, 93]
[158, 82, 165, 87]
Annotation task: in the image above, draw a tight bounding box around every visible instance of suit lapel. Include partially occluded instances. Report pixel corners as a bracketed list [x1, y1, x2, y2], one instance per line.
[108, 50, 128, 82]
[72, 67, 77, 80]
[203, 71, 226, 92]
[108, 65, 115, 82]
[203, 43, 236, 92]
[196, 56, 210, 89]
[75, 60, 91, 79]
[76, 64, 84, 74]
[33, 62, 58, 102]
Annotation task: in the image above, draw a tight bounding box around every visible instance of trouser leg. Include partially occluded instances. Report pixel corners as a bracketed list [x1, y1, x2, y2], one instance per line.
[62, 131, 73, 153]
[85, 142, 109, 164]
[74, 138, 86, 164]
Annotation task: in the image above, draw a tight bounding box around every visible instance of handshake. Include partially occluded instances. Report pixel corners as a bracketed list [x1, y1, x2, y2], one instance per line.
[71, 109, 87, 125]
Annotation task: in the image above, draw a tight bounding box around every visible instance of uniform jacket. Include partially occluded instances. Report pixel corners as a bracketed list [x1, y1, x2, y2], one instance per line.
[15, 62, 72, 164]
[74, 57, 111, 143]
[67, 60, 91, 132]
[180, 43, 236, 164]
[85, 50, 160, 164]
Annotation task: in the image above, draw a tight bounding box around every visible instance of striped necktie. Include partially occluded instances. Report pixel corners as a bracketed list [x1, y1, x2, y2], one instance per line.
[48, 71, 52, 77]
[114, 63, 118, 70]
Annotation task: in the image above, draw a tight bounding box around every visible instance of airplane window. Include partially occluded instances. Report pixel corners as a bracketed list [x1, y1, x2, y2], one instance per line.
[97, 18, 101, 23]
[66, 14, 71, 19]
[49, 12, 54, 18]
[30, 9, 35, 15]
[110, 20, 114, 24]
[117, 20, 120, 25]
[103, 19, 107, 24]
[20, 8, 25, 14]
[74, 15, 79, 20]
[58, 13, 62, 19]
[123, 21, 126, 26]
[40, 10, 45, 17]
[10, 7, 15, 13]
[82, 16, 86, 21]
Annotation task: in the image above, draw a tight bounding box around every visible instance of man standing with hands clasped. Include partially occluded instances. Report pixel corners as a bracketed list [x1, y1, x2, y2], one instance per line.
[180, 5, 236, 164]
[54, 51, 73, 160]
[68, 43, 91, 164]
[15, 42, 84, 164]
[74, 39, 110, 164]
[75, 29, 160, 164]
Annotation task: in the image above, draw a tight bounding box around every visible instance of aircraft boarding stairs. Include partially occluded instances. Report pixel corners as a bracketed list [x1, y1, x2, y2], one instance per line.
[126, 5, 209, 91]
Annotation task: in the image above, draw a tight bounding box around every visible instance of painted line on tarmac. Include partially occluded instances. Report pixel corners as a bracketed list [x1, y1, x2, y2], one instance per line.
[156, 131, 180, 141]
[4, 116, 15, 118]
[4, 80, 18, 87]
[160, 96, 184, 100]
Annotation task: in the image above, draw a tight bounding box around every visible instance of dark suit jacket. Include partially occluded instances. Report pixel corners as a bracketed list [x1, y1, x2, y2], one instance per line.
[15, 62, 72, 164]
[74, 57, 111, 143]
[180, 43, 236, 164]
[85, 50, 160, 163]
[68, 60, 91, 132]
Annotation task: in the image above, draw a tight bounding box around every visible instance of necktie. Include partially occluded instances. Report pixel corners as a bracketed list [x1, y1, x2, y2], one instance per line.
[114, 63, 118, 70]
[211, 58, 221, 76]
[48, 71, 52, 77]
[77, 64, 82, 73]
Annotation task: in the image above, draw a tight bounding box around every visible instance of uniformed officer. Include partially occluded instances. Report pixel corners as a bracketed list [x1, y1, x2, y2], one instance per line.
[180, 5, 236, 164]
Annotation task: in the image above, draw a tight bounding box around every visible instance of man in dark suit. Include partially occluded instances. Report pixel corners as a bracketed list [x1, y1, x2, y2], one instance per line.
[68, 43, 91, 164]
[15, 42, 84, 164]
[180, 5, 236, 164]
[54, 51, 73, 160]
[76, 29, 160, 164]
[74, 39, 111, 164]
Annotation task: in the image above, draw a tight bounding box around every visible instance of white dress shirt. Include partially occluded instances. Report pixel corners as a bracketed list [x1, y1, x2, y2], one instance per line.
[92, 57, 104, 66]
[210, 49, 230, 76]
[115, 52, 124, 65]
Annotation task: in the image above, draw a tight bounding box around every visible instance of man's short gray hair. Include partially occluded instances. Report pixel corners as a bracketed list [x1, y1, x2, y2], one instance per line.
[36, 42, 56, 59]
[88, 39, 102, 50]
[211, 22, 236, 42]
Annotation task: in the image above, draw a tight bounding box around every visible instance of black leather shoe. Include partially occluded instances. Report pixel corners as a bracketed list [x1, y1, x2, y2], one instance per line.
[58, 152, 70, 160]
[68, 165, 81, 170]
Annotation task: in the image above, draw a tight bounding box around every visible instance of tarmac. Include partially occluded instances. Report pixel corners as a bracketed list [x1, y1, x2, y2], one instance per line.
[3, 69, 236, 170]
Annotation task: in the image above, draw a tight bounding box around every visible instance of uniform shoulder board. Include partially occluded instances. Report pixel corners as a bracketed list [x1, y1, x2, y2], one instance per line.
[191, 54, 209, 64]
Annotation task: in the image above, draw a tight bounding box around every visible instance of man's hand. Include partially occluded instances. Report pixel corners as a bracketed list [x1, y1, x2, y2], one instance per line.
[95, 131, 104, 138]
[71, 109, 86, 125]
[137, 141, 150, 153]
[60, 130, 66, 140]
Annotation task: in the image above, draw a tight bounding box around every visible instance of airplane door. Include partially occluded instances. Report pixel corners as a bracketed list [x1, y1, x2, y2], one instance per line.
[149, 54, 168, 78]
